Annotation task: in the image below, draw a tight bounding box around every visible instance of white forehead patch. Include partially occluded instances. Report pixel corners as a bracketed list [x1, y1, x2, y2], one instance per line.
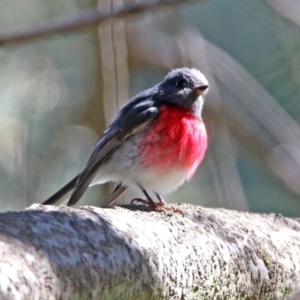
[166, 68, 208, 86]
[189, 68, 208, 85]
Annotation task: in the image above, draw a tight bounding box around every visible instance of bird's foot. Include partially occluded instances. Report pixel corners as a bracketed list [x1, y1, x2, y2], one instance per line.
[130, 198, 183, 215]
[130, 198, 163, 209]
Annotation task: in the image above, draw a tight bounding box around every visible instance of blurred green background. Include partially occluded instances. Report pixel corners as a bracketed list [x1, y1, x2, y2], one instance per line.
[0, 0, 300, 216]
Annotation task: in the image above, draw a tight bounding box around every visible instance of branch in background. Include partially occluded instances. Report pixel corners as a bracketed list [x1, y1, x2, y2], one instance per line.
[98, 0, 134, 205]
[1, 204, 300, 299]
[0, 0, 192, 46]
[206, 120, 249, 211]
[266, 0, 300, 28]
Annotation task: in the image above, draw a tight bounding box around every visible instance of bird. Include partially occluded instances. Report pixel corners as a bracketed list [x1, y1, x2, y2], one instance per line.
[43, 68, 209, 209]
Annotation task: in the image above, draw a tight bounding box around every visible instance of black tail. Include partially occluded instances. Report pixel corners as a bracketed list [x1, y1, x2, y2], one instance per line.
[42, 175, 79, 205]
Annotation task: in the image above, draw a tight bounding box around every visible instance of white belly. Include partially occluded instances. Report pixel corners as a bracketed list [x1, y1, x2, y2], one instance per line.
[90, 132, 190, 195]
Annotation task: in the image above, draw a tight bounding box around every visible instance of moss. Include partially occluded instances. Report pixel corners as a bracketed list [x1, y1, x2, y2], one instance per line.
[260, 247, 271, 267]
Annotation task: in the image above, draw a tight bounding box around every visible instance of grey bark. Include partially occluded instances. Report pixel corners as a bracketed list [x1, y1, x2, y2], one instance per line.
[0, 203, 299, 299]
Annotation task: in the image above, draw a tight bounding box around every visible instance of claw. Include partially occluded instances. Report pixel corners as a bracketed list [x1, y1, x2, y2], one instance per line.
[130, 198, 183, 215]
[154, 205, 184, 215]
[130, 198, 151, 206]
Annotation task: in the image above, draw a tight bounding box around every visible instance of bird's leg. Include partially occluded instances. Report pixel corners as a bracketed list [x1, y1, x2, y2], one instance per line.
[156, 194, 183, 214]
[155, 192, 166, 205]
[155, 191, 184, 214]
[134, 192, 165, 207]
[130, 184, 183, 214]
[131, 183, 157, 208]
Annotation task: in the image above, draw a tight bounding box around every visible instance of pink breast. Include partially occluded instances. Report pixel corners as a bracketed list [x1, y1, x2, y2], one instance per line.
[141, 105, 207, 179]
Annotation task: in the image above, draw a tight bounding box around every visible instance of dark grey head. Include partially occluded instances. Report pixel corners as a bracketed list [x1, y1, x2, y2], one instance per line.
[157, 68, 209, 116]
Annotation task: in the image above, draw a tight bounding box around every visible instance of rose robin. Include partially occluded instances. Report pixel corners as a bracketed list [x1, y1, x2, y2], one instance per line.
[43, 68, 209, 209]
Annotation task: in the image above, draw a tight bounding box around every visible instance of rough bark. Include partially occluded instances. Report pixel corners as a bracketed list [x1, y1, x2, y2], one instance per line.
[0, 203, 299, 299]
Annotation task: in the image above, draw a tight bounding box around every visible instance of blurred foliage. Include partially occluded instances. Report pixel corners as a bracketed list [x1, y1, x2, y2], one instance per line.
[0, 0, 300, 216]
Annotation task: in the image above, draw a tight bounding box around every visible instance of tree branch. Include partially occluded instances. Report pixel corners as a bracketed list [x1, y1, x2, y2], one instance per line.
[0, 0, 193, 46]
[0, 203, 299, 299]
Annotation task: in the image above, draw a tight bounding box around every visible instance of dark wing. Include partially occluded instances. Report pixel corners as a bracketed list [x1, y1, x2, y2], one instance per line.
[67, 95, 160, 206]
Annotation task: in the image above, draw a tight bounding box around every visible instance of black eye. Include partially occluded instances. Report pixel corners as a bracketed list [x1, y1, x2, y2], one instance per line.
[175, 78, 187, 88]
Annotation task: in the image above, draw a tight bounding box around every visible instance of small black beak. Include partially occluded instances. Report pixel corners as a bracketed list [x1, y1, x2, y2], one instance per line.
[195, 85, 209, 96]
